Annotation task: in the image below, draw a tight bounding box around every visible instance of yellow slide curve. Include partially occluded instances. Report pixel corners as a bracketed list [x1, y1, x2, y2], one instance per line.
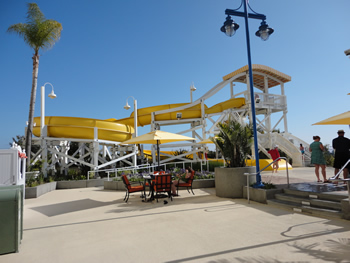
[33, 97, 245, 142]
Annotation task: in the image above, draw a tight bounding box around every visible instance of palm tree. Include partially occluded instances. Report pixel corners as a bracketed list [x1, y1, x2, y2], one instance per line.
[212, 118, 254, 167]
[7, 3, 62, 168]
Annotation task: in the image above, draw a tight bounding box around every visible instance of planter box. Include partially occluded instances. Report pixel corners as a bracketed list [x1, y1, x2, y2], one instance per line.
[341, 198, 350, 220]
[243, 186, 282, 204]
[104, 180, 125, 190]
[215, 167, 256, 198]
[192, 179, 215, 188]
[25, 182, 57, 199]
[104, 179, 215, 191]
[57, 179, 106, 189]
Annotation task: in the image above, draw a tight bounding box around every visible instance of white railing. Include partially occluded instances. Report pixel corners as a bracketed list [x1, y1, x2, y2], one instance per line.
[89, 159, 213, 181]
[329, 159, 350, 206]
[234, 91, 287, 110]
[244, 157, 290, 204]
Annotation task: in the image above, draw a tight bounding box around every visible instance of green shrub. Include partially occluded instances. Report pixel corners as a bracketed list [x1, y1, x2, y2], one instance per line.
[250, 181, 276, 189]
[213, 119, 253, 167]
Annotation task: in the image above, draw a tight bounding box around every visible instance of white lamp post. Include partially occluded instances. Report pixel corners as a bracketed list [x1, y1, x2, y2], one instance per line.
[124, 96, 138, 167]
[190, 82, 196, 103]
[41, 82, 57, 177]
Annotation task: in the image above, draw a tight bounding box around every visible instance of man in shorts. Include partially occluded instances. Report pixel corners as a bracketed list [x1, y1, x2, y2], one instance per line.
[332, 129, 350, 180]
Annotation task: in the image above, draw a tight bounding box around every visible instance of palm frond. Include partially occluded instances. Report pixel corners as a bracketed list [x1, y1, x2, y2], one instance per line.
[213, 118, 253, 167]
[26, 3, 45, 25]
[7, 3, 62, 52]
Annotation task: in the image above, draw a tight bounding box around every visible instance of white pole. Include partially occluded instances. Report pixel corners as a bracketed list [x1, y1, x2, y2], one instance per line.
[133, 99, 138, 167]
[41, 85, 47, 178]
[124, 96, 138, 167]
[134, 99, 138, 137]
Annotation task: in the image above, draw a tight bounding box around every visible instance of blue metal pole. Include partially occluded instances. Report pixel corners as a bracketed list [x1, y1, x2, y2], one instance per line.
[243, 0, 263, 187]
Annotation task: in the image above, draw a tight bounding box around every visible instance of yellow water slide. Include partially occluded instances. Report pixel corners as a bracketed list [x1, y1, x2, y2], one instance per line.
[33, 97, 245, 142]
[116, 97, 246, 127]
[33, 116, 134, 142]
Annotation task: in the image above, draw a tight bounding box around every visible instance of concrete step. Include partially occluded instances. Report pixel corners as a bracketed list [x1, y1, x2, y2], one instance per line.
[274, 193, 342, 211]
[283, 188, 347, 202]
[267, 199, 344, 219]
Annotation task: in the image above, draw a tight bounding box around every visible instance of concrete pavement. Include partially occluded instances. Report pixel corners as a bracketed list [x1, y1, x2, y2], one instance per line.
[1, 167, 350, 263]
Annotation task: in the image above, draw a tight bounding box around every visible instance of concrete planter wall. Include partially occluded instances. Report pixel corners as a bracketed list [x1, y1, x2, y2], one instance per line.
[341, 198, 350, 220]
[104, 180, 125, 190]
[215, 167, 255, 198]
[104, 179, 215, 191]
[243, 186, 282, 204]
[192, 179, 215, 188]
[25, 182, 57, 199]
[56, 179, 106, 189]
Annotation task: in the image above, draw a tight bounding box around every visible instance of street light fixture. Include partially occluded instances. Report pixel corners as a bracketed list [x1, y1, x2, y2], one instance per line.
[124, 96, 138, 167]
[255, 20, 274, 41]
[344, 49, 350, 57]
[41, 82, 57, 177]
[221, 0, 274, 187]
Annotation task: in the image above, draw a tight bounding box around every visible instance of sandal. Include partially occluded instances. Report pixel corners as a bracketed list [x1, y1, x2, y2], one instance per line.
[172, 193, 179, 196]
[323, 180, 331, 183]
[317, 180, 322, 183]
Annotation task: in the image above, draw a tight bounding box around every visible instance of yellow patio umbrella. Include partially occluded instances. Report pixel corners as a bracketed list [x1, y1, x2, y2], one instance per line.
[197, 137, 216, 144]
[312, 111, 350, 125]
[122, 130, 196, 168]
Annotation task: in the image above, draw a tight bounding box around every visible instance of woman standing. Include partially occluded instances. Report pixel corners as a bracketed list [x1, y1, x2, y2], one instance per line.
[309, 136, 329, 183]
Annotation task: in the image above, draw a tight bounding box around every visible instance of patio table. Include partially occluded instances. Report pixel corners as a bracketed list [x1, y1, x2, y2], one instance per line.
[142, 173, 173, 202]
[142, 174, 155, 202]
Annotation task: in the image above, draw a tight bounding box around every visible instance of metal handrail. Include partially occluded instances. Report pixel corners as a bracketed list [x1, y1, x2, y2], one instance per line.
[329, 159, 350, 206]
[244, 157, 290, 204]
[329, 158, 350, 182]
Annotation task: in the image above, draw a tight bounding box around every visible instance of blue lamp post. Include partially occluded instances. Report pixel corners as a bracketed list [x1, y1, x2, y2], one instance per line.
[220, 0, 274, 187]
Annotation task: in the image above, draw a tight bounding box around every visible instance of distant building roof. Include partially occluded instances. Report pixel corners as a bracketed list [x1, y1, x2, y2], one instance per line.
[222, 64, 291, 90]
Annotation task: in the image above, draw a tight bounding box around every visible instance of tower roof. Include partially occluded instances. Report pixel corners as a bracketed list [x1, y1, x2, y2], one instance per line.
[222, 64, 291, 90]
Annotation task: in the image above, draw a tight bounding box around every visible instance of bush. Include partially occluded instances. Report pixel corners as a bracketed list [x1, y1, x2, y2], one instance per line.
[213, 118, 253, 167]
[250, 181, 276, 189]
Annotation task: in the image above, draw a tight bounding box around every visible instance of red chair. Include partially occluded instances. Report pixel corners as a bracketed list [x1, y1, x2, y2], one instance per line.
[153, 174, 173, 202]
[147, 171, 165, 195]
[176, 170, 195, 195]
[121, 174, 145, 202]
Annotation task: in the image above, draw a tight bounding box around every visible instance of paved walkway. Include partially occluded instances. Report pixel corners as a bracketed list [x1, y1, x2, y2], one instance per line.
[1, 167, 350, 263]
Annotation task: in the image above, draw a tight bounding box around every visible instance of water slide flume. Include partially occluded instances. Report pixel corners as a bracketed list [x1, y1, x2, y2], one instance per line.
[33, 97, 245, 142]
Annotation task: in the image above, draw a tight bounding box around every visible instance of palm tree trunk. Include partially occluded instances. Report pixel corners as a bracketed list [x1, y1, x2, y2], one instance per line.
[25, 51, 39, 168]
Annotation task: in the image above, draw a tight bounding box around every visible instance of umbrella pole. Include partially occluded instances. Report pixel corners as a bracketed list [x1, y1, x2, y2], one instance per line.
[157, 141, 160, 171]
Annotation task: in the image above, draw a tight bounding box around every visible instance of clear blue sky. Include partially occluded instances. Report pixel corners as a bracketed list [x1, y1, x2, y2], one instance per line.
[1, 0, 350, 150]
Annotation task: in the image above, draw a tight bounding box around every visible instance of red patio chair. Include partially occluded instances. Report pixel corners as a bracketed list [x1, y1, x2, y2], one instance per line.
[176, 170, 195, 195]
[121, 174, 145, 202]
[153, 174, 173, 202]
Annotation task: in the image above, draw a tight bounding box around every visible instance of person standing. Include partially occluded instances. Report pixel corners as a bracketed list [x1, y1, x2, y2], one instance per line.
[268, 145, 281, 173]
[309, 136, 328, 183]
[332, 129, 350, 181]
[300, 143, 305, 161]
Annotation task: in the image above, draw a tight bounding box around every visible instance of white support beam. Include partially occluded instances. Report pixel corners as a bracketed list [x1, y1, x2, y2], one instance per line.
[49, 148, 96, 168]
[272, 115, 284, 131]
[97, 152, 136, 169]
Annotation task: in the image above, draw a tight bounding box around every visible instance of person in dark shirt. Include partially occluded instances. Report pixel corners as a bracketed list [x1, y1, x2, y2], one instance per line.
[332, 129, 350, 180]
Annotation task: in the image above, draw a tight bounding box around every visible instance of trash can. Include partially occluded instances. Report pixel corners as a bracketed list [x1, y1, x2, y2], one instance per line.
[0, 184, 23, 254]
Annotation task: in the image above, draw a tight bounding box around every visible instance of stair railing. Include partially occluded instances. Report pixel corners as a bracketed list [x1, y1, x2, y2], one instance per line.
[329, 159, 350, 206]
[244, 157, 290, 204]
